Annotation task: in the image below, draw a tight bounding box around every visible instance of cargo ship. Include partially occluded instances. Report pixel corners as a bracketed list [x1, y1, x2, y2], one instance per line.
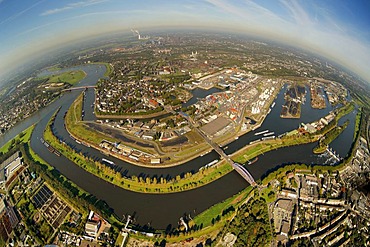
[254, 130, 269, 136]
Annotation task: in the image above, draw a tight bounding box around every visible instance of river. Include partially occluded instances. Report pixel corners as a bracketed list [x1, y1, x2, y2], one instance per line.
[0, 65, 356, 229]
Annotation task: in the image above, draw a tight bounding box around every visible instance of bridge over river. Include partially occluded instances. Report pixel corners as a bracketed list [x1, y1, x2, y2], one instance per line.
[62, 85, 96, 92]
[166, 106, 257, 186]
[193, 122, 257, 187]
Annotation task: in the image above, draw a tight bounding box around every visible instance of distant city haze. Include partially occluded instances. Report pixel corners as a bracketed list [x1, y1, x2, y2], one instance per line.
[0, 0, 369, 83]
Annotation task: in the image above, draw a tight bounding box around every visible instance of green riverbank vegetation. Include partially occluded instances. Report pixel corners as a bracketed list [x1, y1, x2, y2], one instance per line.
[313, 120, 349, 154]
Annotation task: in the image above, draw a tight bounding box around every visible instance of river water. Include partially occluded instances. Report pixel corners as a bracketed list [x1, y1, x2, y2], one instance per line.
[0, 65, 356, 229]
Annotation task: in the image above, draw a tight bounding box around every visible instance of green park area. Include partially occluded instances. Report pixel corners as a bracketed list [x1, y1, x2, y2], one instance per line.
[336, 102, 355, 120]
[311, 102, 354, 154]
[42, 70, 86, 85]
[47, 70, 86, 85]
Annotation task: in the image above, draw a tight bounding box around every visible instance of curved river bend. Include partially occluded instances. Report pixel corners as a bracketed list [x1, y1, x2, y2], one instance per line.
[0, 64, 356, 229]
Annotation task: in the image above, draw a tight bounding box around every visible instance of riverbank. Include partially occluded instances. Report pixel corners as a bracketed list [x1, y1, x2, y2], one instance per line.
[28, 114, 364, 244]
[22, 142, 125, 234]
[313, 120, 349, 154]
[232, 134, 319, 164]
[46, 100, 341, 195]
[91, 62, 113, 77]
[95, 109, 168, 120]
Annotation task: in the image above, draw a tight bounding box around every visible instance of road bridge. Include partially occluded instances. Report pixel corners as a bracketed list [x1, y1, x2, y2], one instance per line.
[232, 163, 257, 186]
[62, 86, 96, 92]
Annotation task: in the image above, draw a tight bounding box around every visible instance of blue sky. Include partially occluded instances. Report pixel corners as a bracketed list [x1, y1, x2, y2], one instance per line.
[0, 0, 369, 82]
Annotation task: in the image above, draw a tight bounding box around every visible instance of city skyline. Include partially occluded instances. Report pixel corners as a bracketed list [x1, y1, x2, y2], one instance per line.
[0, 0, 369, 83]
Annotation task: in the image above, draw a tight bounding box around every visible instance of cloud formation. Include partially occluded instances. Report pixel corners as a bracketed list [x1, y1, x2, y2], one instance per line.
[41, 0, 108, 16]
[280, 0, 314, 26]
[0, 0, 46, 25]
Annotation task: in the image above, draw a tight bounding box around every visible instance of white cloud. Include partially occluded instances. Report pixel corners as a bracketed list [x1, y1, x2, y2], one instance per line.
[279, 0, 313, 27]
[0, 0, 46, 25]
[205, 0, 250, 19]
[41, 0, 109, 16]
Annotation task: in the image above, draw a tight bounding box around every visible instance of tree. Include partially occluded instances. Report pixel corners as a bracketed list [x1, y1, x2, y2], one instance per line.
[154, 132, 161, 140]
[132, 176, 139, 182]
[0, 237, 6, 246]
[166, 119, 175, 128]
[268, 190, 275, 199]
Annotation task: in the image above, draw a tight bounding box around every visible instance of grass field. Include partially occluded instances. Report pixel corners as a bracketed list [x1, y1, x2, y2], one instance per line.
[45, 70, 86, 85]
[47, 65, 61, 71]
[0, 125, 34, 153]
[313, 120, 349, 154]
